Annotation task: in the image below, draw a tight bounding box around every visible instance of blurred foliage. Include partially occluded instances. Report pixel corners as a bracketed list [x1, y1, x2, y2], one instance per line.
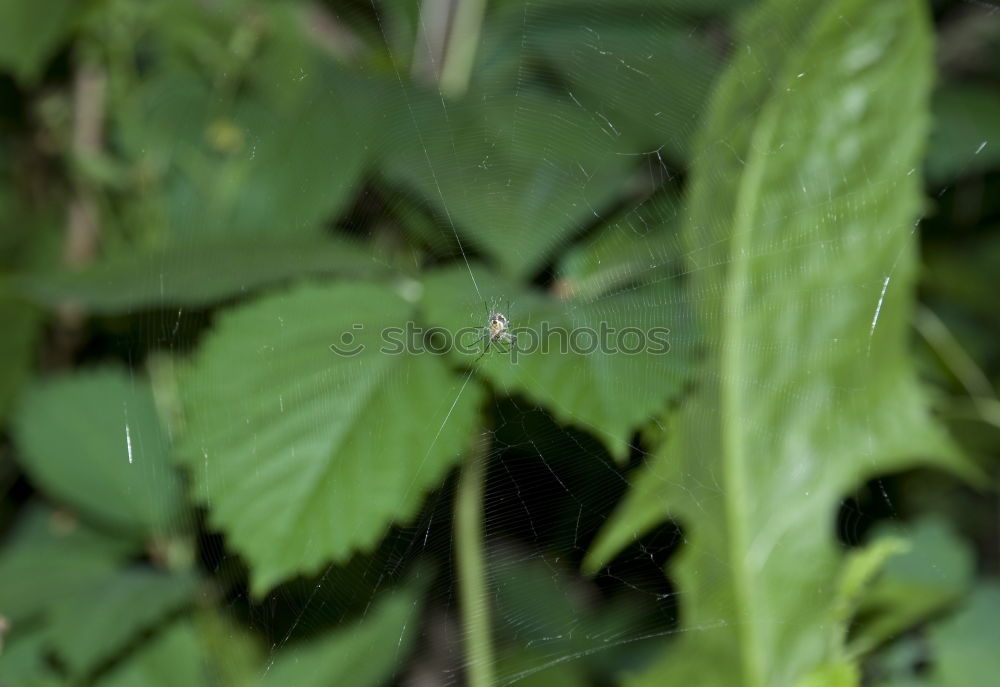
[0, 0, 998, 686]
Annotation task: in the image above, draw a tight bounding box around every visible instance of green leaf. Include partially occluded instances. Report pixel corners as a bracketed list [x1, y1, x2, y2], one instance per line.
[0, 628, 63, 687]
[48, 569, 197, 677]
[527, 15, 722, 162]
[0, 0, 79, 84]
[18, 237, 385, 314]
[591, 1, 975, 685]
[850, 517, 974, 655]
[420, 263, 693, 461]
[492, 557, 659, 685]
[99, 621, 208, 687]
[0, 506, 133, 625]
[384, 91, 636, 280]
[555, 191, 684, 301]
[189, 609, 262, 687]
[176, 283, 484, 593]
[510, 0, 753, 16]
[13, 369, 186, 539]
[926, 84, 1000, 184]
[116, 22, 377, 244]
[925, 583, 1000, 687]
[0, 298, 40, 422]
[581, 417, 677, 573]
[260, 583, 423, 687]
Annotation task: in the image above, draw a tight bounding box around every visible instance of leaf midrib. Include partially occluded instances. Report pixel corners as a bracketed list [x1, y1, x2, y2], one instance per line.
[719, 7, 828, 684]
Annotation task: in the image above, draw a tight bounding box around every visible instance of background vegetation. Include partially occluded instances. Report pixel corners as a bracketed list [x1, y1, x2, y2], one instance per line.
[0, 1, 998, 686]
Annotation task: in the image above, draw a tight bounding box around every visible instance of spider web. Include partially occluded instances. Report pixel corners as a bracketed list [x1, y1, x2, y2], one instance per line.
[204, 2, 958, 684]
[32, 0, 995, 685]
[221, 4, 727, 681]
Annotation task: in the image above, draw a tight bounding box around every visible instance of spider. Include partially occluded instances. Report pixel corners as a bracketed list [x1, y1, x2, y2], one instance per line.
[471, 302, 518, 363]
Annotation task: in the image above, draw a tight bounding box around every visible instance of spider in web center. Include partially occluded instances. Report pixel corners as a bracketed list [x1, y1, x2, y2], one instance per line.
[472, 302, 519, 363]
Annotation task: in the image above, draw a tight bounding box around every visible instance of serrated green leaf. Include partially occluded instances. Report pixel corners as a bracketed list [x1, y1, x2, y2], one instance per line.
[420, 263, 693, 460]
[177, 283, 483, 593]
[98, 620, 208, 687]
[18, 237, 385, 314]
[850, 517, 974, 655]
[384, 91, 635, 279]
[0, 0, 79, 84]
[260, 583, 422, 687]
[13, 369, 185, 539]
[593, 2, 976, 686]
[49, 569, 197, 677]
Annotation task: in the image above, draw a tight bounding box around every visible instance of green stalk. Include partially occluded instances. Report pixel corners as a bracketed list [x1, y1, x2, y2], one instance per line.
[455, 431, 494, 687]
[439, 0, 488, 98]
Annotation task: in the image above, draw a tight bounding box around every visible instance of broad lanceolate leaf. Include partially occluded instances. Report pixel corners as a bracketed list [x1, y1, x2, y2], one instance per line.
[589, 1, 974, 686]
[19, 236, 385, 314]
[261, 583, 422, 687]
[383, 90, 636, 280]
[177, 283, 483, 594]
[13, 369, 186, 540]
[420, 264, 694, 461]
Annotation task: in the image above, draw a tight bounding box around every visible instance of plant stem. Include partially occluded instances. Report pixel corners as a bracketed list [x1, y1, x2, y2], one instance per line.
[455, 430, 494, 687]
[439, 0, 487, 98]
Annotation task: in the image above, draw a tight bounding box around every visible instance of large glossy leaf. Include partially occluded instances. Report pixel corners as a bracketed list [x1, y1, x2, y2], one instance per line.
[587, 1, 975, 686]
[260, 583, 423, 687]
[383, 90, 636, 280]
[19, 237, 385, 314]
[176, 283, 483, 593]
[420, 263, 694, 460]
[12, 369, 186, 540]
